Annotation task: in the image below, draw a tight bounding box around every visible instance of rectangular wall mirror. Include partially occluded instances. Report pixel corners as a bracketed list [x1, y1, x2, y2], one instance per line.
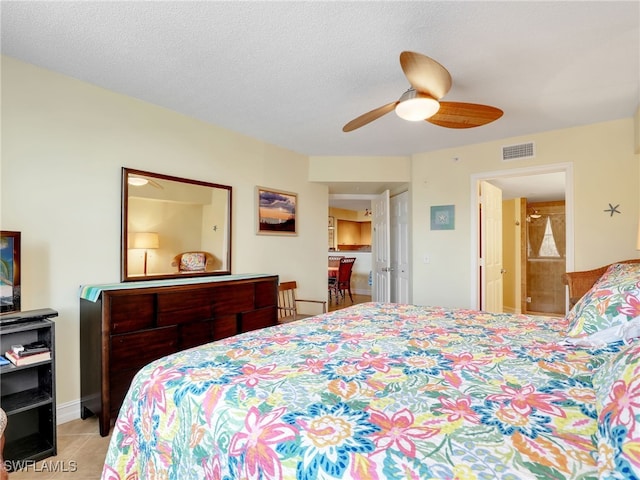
[121, 168, 232, 282]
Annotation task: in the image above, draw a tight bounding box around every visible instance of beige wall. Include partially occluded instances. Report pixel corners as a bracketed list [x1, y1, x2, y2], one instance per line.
[411, 119, 639, 308]
[3, 55, 639, 421]
[1, 56, 329, 413]
[309, 156, 411, 183]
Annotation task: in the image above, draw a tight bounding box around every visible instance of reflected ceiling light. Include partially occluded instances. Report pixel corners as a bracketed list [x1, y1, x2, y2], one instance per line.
[529, 210, 542, 219]
[128, 176, 149, 186]
[395, 88, 440, 121]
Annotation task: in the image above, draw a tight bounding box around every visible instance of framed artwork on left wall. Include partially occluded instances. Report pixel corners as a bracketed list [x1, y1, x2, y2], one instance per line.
[256, 186, 298, 235]
[0, 230, 21, 313]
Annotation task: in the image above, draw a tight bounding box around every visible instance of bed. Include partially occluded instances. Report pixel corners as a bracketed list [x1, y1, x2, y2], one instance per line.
[101, 261, 640, 480]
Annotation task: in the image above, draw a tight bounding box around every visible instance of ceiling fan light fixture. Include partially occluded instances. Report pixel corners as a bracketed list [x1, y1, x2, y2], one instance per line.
[528, 209, 542, 219]
[395, 89, 440, 121]
[128, 176, 149, 187]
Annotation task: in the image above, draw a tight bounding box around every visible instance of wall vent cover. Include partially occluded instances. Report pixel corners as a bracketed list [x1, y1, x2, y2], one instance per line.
[502, 142, 535, 161]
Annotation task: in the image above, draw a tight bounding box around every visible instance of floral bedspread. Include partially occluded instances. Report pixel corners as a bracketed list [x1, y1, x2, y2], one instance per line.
[102, 303, 617, 480]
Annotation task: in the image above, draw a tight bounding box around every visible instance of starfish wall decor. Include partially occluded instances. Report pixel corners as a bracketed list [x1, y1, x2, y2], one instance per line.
[604, 203, 621, 216]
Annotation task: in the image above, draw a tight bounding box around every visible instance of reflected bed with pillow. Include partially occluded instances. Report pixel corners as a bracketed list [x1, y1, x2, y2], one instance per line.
[101, 261, 640, 480]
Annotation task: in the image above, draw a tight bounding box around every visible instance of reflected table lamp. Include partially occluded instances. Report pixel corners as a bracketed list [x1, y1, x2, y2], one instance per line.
[131, 232, 159, 275]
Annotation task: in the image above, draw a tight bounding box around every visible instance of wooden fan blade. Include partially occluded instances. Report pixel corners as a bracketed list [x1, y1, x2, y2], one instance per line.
[427, 102, 503, 129]
[343, 101, 398, 132]
[400, 51, 452, 100]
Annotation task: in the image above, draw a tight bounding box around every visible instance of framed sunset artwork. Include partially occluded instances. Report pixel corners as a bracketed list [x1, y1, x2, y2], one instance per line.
[256, 187, 297, 236]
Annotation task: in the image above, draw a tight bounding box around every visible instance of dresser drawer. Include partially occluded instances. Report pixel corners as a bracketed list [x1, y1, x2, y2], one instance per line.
[157, 288, 216, 326]
[108, 293, 155, 333]
[240, 306, 277, 333]
[255, 279, 277, 308]
[211, 284, 254, 314]
[109, 368, 139, 417]
[110, 326, 178, 371]
[178, 314, 239, 349]
[212, 314, 238, 340]
[179, 320, 213, 350]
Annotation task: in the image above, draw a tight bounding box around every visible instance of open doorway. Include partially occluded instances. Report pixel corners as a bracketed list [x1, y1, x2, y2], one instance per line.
[471, 163, 574, 314]
[328, 194, 374, 309]
[523, 200, 567, 315]
[328, 188, 411, 307]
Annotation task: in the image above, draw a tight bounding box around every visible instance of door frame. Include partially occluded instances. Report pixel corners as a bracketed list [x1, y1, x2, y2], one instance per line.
[328, 193, 376, 299]
[328, 191, 410, 302]
[469, 163, 574, 310]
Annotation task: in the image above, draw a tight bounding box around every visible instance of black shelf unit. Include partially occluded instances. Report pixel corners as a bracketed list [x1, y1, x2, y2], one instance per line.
[0, 315, 57, 467]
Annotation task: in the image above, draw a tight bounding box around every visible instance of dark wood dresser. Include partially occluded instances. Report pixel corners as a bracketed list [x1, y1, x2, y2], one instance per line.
[79, 274, 278, 436]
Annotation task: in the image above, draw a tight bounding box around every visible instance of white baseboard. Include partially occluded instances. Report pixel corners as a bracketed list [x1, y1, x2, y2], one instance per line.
[354, 288, 371, 296]
[57, 399, 81, 425]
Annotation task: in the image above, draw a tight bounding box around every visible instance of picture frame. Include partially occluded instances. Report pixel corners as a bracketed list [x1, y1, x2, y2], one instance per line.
[0, 230, 21, 313]
[430, 205, 455, 230]
[256, 186, 298, 235]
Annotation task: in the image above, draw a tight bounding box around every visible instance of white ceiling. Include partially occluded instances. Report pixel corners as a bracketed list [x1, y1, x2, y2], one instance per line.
[489, 172, 566, 202]
[1, 1, 637, 203]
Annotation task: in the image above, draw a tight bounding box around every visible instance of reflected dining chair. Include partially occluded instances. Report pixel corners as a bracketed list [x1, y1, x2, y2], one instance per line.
[329, 257, 356, 304]
[278, 281, 327, 324]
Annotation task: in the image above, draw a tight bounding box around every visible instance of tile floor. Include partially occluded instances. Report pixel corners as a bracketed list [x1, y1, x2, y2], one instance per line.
[8, 417, 111, 480]
[6, 295, 371, 479]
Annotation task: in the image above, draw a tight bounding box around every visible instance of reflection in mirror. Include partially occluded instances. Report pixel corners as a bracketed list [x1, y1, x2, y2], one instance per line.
[121, 168, 232, 281]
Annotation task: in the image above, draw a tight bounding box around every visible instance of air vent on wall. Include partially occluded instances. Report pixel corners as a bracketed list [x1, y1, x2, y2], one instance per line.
[502, 142, 535, 161]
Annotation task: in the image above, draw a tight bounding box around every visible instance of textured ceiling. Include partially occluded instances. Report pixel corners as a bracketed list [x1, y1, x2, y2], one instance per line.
[2, 1, 638, 161]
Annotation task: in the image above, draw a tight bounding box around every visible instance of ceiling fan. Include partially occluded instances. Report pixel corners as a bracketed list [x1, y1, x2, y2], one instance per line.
[343, 51, 503, 132]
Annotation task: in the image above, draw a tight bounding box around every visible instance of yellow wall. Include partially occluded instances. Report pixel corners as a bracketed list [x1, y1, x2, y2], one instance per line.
[309, 156, 411, 182]
[329, 207, 360, 221]
[3, 55, 639, 421]
[1, 56, 329, 415]
[411, 120, 639, 308]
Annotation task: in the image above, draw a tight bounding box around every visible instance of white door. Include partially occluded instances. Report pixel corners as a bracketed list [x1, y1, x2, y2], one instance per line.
[372, 190, 391, 302]
[480, 181, 504, 312]
[390, 191, 410, 303]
